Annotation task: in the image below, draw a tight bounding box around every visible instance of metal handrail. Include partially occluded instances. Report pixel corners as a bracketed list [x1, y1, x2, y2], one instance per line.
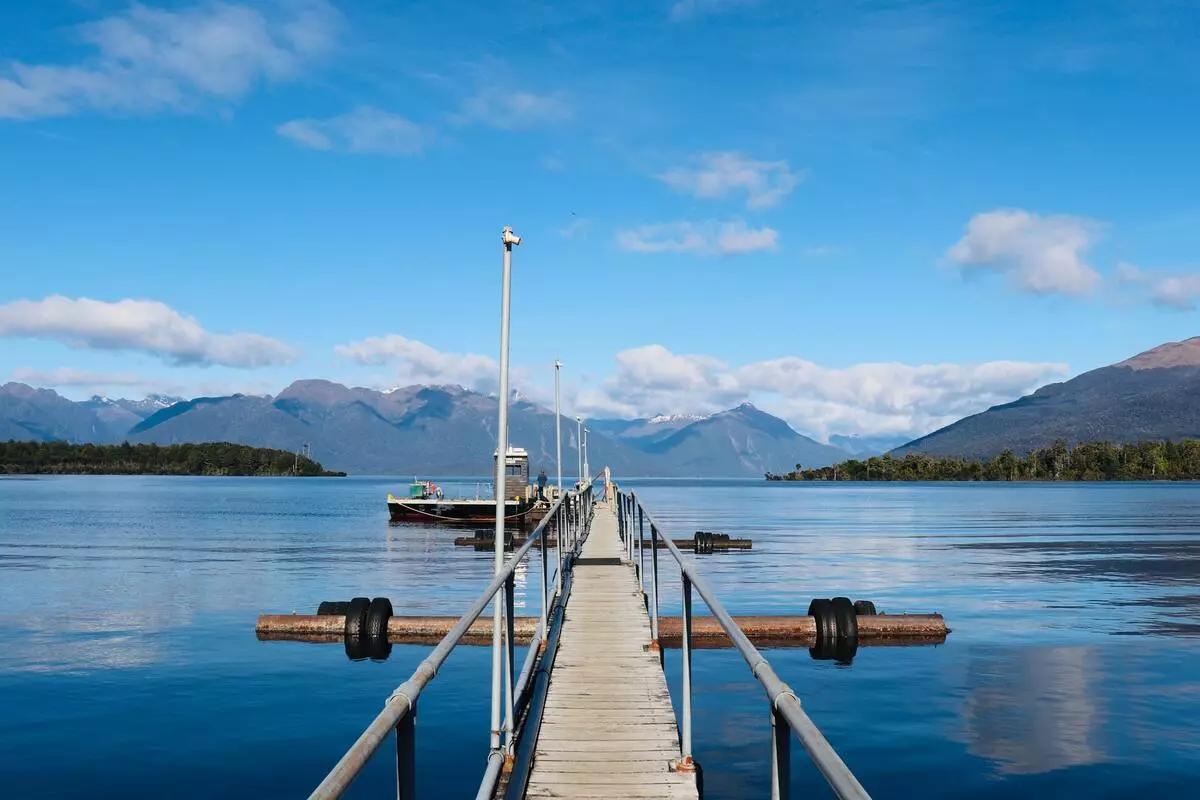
[308, 486, 591, 800]
[626, 490, 871, 800]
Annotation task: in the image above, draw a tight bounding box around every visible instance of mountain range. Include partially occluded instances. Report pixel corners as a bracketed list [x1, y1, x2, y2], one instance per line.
[0, 380, 845, 476]
[896, 336, 1200, 458]
[8, 335, 1199, 473]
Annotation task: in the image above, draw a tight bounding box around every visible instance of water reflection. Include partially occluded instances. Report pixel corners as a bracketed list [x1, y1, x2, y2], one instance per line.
[957, 645, 1106, 775]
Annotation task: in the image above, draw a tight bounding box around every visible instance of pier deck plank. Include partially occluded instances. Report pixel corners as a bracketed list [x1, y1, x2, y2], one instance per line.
[525, 498, 698, 799]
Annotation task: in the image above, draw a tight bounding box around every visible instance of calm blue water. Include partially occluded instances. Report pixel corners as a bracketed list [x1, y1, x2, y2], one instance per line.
[2, 476, 1198, 798]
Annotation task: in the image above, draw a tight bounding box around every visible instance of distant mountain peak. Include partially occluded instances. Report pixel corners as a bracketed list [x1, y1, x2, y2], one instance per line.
[1118, 336, 1200, 371]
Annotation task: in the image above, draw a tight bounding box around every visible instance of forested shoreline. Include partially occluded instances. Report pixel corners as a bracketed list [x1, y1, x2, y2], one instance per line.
[767, 440, 1200, 482]
[0, 441, 345, 476]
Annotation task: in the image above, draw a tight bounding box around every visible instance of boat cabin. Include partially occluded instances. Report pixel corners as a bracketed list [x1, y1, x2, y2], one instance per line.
[495, 446, 530, 500]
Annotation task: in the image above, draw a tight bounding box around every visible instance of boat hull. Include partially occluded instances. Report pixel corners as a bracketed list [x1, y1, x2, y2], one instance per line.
[388, 498, 549, 527]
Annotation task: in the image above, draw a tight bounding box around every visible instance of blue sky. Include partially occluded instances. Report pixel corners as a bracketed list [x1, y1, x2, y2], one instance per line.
[2, 0, 1199, 440]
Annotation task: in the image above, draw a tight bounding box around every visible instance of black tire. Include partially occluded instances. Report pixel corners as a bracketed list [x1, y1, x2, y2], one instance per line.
[317, 601, 350, 616]
[810, 636, 859, 664]
[854, 600, 878, 616]
[367, 636, 393, 662]
[344, 596, 370, 638]
[809, 638, 836, 660]
[366, 597, 393, 640]
[807, 598, 836, 640]
[831, 597, 858, 641]
[344, 635, 368, 662]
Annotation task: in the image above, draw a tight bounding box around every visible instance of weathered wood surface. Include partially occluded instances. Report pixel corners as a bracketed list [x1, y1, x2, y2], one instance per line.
[255, 613, 949, 643]
[526, 500, 698, 799]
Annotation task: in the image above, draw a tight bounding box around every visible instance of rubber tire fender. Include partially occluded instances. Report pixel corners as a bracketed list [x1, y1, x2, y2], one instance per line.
[317, 601, 350, 616]
[365, 597, 393, 640]
[367, 636, 393, 662]
[344, 635, 368, 662]
[344, 597, 371, 639]
[831, 597, 858, 641]
[807, 598, 836, 640]
[853, 600, 878, 616]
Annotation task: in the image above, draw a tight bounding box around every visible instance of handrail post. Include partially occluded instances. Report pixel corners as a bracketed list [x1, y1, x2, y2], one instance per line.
[637, 503, 645, 599]
[677, 573, 696, 772]
[649, 520, 660, 647]
[617, 490, 625, 545]
[539, 520, 548, 647]
[626, 495, 634, 563]
[396, 701, 416, 800]
[503, 572, 516, 759]
[771, 705, 791, 800]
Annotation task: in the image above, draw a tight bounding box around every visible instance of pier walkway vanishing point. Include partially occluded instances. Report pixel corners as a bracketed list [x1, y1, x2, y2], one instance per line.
[307, 473, 871, 800]
[526, 501, 696, 798]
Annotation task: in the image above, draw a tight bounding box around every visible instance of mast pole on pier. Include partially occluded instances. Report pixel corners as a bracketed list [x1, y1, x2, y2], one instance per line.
[491, 225, 520, 756]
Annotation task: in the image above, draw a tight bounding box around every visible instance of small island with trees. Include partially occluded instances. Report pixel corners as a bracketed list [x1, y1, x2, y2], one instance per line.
[767, 440, 1200, 482]
[0, 441, 346, 476]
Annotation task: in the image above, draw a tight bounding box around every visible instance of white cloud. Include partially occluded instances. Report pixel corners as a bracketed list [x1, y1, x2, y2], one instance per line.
[453, 88, 572, 130]
[0, 296, 299, 367]
[1149, 274, 1200, 310]
[669, 0, 757, 22]
[277, 107, 427, 155]
[1103, 262, 1200, 311]
[616, 219, 778, 256]
[947, 208, 1103, 295]
[657, 152, 802, 209]
[0, 0, 340, 120]
[572, 344, 1068, 441]
[335, 334, 498, 390]
[9, 367, 154, 389]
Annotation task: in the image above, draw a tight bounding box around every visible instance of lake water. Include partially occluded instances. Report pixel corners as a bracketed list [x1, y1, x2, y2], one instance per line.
[2, 476, 1198, 798]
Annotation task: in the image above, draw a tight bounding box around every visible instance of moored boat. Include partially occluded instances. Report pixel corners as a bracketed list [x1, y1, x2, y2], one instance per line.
[386, 447, 558, 528]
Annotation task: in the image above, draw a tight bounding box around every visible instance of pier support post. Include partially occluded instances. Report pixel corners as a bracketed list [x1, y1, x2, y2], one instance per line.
[539, 521, 548, 648]
[395, 701, 416, 800]
[770, 705, 790, 800]
[503, 573, 516, 758]
[637, 503, 645, 596]
[676, 574, 696, 773]
[652, 522, 662, 647]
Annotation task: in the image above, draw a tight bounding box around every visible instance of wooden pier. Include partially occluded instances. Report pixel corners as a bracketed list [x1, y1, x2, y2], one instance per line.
[527, 500, 699, 799]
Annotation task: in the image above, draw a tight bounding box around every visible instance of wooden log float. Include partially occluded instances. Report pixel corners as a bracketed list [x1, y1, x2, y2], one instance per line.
[451, 537, 751, 550]
[255, 612, 949, 647]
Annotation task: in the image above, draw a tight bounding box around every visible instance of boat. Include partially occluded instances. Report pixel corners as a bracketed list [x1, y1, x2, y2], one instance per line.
[387, 446, 559, 527]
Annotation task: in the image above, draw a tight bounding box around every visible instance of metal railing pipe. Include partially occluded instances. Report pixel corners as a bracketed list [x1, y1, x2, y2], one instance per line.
[629, 492, 871, 800]
[309, 492, 569, 800]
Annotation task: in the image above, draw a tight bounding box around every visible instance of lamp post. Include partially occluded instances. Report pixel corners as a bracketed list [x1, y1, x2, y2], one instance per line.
[575, 415, 583, 485]
[554, 361, 563, 494]
[490, 225, 520, 756]
[583, 426, 590, 482]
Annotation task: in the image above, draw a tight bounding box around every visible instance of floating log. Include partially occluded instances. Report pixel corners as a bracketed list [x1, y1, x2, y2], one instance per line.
[631, 538, 753, 551]
[255, 612, 948, 648]
[453, 535, 559, 548]
[451, 536, 750, 551]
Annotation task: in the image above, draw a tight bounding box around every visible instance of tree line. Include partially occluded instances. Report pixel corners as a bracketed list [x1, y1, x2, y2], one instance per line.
[766, 440, 1200, 482]
[0, 441, 345, 476]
